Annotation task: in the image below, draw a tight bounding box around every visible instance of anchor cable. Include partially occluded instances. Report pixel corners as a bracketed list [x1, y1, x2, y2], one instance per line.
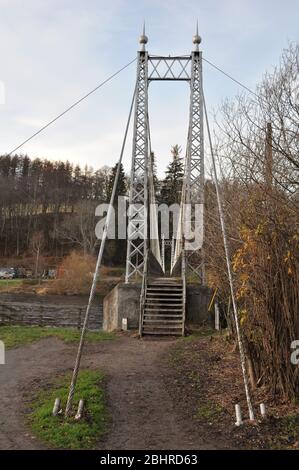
[64, 82, 137, 417]
[203, 91, 255, 421]
[7, 57, 136, 156]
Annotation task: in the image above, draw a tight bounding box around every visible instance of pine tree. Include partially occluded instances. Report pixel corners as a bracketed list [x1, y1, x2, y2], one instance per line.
[107, 163, 126, 201]
[161, 145, 184, 205]
[104, 163, 127, 266]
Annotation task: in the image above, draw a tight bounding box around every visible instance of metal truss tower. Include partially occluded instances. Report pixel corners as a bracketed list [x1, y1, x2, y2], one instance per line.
[125, 24, 205, 282]
[125, 28, 149, 282]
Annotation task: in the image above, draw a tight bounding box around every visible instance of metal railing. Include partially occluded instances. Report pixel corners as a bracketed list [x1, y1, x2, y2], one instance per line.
[181, 244, 187, 336]
[139, 248, 149, 337]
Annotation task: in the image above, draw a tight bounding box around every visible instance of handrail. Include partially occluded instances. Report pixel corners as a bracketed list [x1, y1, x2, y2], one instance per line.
[139, 248, 149, 337]
[181, 243, 187, 336]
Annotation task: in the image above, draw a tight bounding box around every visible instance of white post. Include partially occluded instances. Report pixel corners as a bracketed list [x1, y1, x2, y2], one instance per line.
[161, 233, 165, 273]
[122, 318, 128, 331]
[235, 404, 243, 426]
[0, 340, 5, 365]
[171, 235, 175, 269]
[52, 398, 61, 416]
[260, 403, 266, 418]
[75, 399, 84, 420]
[215, 302, 220, 331]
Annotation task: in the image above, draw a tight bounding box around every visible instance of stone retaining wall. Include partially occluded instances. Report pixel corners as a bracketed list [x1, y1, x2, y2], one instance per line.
[0, 302, 102, 330]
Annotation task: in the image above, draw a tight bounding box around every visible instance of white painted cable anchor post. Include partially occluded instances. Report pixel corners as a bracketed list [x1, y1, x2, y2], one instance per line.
[75, 399, 84, 420]
[260, 403, 266, 418]
[52, 398, 61, 417]
[122, 318, 128, 331]
[214, 302, 220, 331]
[203, 94, 255, 423]
[235, 404, 243, 426]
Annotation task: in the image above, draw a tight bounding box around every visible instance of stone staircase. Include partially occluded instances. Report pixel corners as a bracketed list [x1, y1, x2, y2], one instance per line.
[141, 277, 185, 336]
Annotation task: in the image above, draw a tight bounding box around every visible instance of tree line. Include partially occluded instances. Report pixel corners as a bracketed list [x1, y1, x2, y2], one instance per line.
[0, 145, 184, 264]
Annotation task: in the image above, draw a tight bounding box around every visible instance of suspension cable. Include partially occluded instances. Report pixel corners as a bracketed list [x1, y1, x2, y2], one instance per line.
[203, 92, 255, 421]
[64, 82, 137, 417]
[7, 58, 136, 156]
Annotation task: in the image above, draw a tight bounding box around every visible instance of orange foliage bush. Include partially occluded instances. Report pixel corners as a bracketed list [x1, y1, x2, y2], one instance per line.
[50, 251, 96, 295]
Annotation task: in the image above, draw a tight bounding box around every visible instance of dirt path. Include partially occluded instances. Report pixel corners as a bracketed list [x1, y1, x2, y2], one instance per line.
[0, 335, 220, 450]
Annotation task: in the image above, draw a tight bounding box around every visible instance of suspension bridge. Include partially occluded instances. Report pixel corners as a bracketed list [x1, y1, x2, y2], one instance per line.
[3, 22, 256, 421]
[62, 25, 255, 421]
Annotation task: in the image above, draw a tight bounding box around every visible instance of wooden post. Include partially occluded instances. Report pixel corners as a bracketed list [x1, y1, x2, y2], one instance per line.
[265, 122, 273, 191]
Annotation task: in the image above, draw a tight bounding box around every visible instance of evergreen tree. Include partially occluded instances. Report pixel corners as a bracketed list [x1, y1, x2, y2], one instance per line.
[104, 163, 127, 266]
[107, 163, 127, 201]
[161, 145, 184, 205]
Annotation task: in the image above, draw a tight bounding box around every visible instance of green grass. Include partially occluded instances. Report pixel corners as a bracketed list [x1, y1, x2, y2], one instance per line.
[27, 370, 110, 449]
[269, 415, 299, 449]
[0, 279, 23, 290]
[196, 400, 224, 423]
[181, 327, 216, 342]
[0, 325, 115, 349]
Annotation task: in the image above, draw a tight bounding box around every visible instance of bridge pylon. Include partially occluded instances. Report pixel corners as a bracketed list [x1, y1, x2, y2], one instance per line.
[125, 25, 205, 283]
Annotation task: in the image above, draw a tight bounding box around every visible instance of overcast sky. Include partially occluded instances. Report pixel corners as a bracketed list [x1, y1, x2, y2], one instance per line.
[0, 0, 298, 176]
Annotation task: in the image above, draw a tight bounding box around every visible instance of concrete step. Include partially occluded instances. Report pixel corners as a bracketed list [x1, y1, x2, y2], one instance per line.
[144, 313, 183, 318]
[143, 324, 182, 330]
[149, 277, 182, 283]
[143, 319, 182, 324]
[141, 276, 185, 337]
[147, 287, 183, 291]
[142, 331, 182, 336]
[146, 292, 182, 298]
[145, 302, 183, 307]
[144, 308, 182, 313]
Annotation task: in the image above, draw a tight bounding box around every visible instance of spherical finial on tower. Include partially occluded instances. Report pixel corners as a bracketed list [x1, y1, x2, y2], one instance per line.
[193, 34, 202, 45]
[139, 34, 148, 45]
[193, 21, 202, 50]
[139, 21, 148, 51]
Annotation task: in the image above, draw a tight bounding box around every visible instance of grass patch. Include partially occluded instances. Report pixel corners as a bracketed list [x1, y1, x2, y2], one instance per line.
[197, 400, 224, 423]
[0, 279, 23, 290]
[0, 325, 115, 349]
[169, 345, 184, 369]
[27, 370, 109, 449]
[269, 415, 299, 449]
[182, 327, 215, 342]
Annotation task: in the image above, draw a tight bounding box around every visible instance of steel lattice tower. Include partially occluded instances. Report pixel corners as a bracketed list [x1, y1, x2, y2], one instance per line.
[125, 25, 205, 282]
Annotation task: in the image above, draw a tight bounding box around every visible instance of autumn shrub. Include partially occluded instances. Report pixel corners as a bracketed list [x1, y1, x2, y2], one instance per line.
[232, 192, 299, 399]
[50, 251, 96, 295]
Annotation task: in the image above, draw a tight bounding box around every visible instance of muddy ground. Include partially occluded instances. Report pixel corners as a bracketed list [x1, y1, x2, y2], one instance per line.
[1, 333, 297, 450]
[0, 335, 224, 450]
[163, 333, 299, 450]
